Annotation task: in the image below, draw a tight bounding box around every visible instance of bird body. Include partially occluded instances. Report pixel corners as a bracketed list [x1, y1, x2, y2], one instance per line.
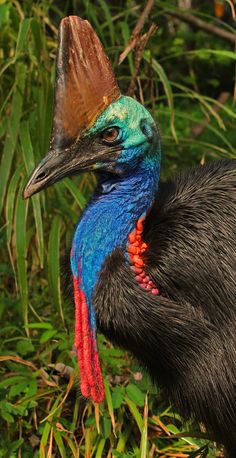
[24, 16, 236, 456]
[94, 158, 236, 455]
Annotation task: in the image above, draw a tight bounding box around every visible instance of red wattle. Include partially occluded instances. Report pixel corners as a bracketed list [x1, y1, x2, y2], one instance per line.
[127, 215, 160, 295]
[73, 276, 104, 403]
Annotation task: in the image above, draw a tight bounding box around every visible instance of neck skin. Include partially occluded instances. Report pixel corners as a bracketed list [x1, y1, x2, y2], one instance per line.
[70, 155, 160, 326]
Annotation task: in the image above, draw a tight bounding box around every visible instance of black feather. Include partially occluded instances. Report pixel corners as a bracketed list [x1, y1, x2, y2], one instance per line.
[94, 159, 236, 455]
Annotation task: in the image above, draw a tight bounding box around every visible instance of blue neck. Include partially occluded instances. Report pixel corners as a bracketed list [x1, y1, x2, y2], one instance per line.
[70, 157, 160, 328]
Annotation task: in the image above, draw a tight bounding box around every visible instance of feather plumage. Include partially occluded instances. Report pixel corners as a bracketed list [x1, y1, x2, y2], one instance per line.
[95, 159, 236, 455]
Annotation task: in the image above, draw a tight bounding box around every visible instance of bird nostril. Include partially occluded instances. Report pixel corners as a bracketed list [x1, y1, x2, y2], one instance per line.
[35, 171, 47, 181]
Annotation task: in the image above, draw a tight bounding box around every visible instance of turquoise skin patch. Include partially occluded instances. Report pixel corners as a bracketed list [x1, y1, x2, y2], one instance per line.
[89, 95, 160, 156]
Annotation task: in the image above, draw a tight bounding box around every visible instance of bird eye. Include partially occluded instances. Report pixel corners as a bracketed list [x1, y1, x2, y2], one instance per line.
[101, 127, 120, 143]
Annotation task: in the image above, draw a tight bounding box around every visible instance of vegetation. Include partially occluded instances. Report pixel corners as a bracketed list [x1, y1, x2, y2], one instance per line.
[0, 1, 235, 456]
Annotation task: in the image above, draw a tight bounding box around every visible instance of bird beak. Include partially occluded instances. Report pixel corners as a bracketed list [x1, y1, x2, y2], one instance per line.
[23, 150, 58, 199]
[23, 147, 89, 199]
[23, 15, 120, 199]
[23, 138, 121, 199]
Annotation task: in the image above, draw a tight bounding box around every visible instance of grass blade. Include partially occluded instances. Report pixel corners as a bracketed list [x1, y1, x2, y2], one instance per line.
[15, 179, 29, 333]
[116, 424, 133, 453]
[20, 121, 44, 267]
[5, 165, 23, 274]
[63, 178, 87, 210]
[53, 429, 66, 457]
[140, 393, 148, 458]
[120, 21, 134, 74]
[0, 62, 26, 215]
[48, 215, 64, 325]
[40, 422, 51, 458]
[95, 438, 106, 458]
[104, 378, 116, 435]
[145, 54, 177, 142]
[15, 18, 31, 57]
[85, 420, 93, 458]
[124, 396, 143, 433]
[98, 0, 115, 45]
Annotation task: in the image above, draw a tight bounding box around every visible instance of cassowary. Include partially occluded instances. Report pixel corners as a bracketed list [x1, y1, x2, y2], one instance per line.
[24, 16, 236, 456]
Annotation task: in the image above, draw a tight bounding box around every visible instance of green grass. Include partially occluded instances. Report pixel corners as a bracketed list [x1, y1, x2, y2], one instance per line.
[0, 1, 235, 456]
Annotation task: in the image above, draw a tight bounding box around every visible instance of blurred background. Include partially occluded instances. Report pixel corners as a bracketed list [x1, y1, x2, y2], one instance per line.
[0, 1, 235, 456]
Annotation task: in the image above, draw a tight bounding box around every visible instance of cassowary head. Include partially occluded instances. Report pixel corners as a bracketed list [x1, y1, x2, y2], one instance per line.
[24, 16, 160, 199]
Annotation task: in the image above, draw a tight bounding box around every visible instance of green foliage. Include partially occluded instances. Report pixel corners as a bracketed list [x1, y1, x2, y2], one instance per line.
[0, 0, 235, 456]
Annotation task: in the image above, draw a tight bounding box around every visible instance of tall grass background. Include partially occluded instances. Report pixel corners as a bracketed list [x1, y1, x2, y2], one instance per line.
[0, 1, 235, 456]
